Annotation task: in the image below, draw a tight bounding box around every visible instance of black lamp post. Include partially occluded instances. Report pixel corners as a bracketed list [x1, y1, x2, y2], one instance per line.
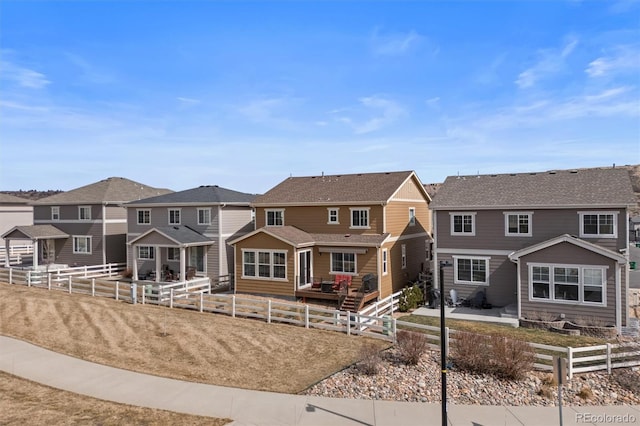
[439, 260, 452, 426]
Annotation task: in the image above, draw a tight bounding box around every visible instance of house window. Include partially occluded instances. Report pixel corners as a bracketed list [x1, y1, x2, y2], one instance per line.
[137, 246, 155, 260]
[454, 256, 489, 285]
[167, 247, 180, 261]
[198, 208, 211, 225]
[579, 212, 616, 238]
[331, 252, 356, 274]
[51, 206, 60, 221]
[78, 206, 91, 221]
[327, 208, 339, 224]
[504, 212, 532, 236]
[529, 264, 605, 305]
[168, 209, 181, 225]
[382, 249, 388, 275]
[73, 236, 91, 254]
[409, 207, 416, 226]
[137, 209, 151, 225]
[450, 212, 475, 236]
[401, 244, 407, 269]
[242, 250, 286, 279]
[266, 209, 284, 226]
[350, 208, 369, 229]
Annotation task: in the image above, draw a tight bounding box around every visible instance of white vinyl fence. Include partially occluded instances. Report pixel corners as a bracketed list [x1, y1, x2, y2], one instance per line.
[0, 244, 34, 265]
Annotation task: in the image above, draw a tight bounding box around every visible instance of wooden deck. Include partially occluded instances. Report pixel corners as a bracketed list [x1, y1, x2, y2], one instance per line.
[295, 286, 379, 306]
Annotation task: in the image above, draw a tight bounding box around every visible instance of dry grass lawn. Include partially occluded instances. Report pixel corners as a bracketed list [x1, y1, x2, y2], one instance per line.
[0, 371, 230, 426]
[0, 283, 389, 394]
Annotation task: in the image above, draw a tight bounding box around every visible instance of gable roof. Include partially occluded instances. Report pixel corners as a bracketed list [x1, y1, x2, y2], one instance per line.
[128, 226, 214, 247]
[508, 234, 627, 264]
[2, 225, 68, 240]
[252, 171, 422, 206]
[0, 193, 31, 204]
[228, 225, 390, 248]
[126, 185, 256, 207]
[32, 177, 172, 206]
[431, 167, 637, 210]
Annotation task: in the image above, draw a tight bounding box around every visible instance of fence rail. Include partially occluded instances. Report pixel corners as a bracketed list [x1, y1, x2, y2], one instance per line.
[1, 266, 639, 379]
[0, 244, 34, 265]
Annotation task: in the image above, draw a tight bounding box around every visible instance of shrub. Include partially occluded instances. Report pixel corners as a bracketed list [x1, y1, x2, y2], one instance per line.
[537, 386, 553, 399]
[396, 330, 429, 365]
[398, 285, 424, 312]
[450, 331, 491, 373]
[577, 386, 593, 400]
[122, 268, 133, 279]
[358, 343, 383, 375]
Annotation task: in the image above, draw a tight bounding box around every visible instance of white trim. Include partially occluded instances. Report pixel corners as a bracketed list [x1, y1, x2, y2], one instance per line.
[265, 208, 285, 227]
[327, 207, 340, 225]
[78, 205, 92, 221]
[503, 211, 533, 237]
[578, 211, 618, 239]
[386, 232, 431, 243]
[35, 219, 102, 224]
[350, 207, 371, 229]
[437, 248, 513, 256]
[72, 235, 92, 254]
[104, 219, 127, 224]
[137, 245, 155, 260]
[382, 248, 388, 275]
[408, 207, 416, 226]
[616, 263, 621, 332]
[329, 251, 357, 274]
[51, 206, 60, 221]
[197, 208, 212, 225]
[240, 248, 288, 280]
[527, 262, 607, 306]
[168, 208, 181, 225]
[452, 255, 490, 286]
[449, 212, 476, 236]
[136, 208, 151, 225]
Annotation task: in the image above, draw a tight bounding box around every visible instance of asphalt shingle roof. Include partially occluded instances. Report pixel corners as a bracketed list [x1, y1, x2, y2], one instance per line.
[127, 185, 256, 206]
[0, 194, 30, 204]
[3, 225, 68, 240]
[152, 226, 214, 245]
[430, 167, 637, 209]
[32, 177, 172, 205]
[252, 171, 416, 205]
[235, 226, 389, 247]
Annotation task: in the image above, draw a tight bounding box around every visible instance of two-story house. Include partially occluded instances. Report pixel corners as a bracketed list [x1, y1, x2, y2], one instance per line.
[0, 193, 33, 246]
[430, 167, 636, 333]
[229, 171, 432, 309]
[2, 177, 170, 269]
[125, 185, 256, 283]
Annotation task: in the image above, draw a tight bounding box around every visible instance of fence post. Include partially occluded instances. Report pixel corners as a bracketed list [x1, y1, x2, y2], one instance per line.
[91, 278, 95, 297]
[231, 295, 236, 317]
[141, 284, 146, 305]
[200, 292, 204, 313]
[567, 347, 573, 380]
[392, 318, 397, 342]
[606, 343, 612, 375]
[47, 273, 52, 290]
[346, 311, 351, 336]
[305, 305, 309, 328]
[68, 276, 72, 294]
[115, 281, 120, 301]
[84, 265, 88, 278]
[267, 299, 272, 323]
[9, 268, 12, 284]
[27, 271, 31, 287]
[170, 288, 174, 308]
[130, 283, 137, 304]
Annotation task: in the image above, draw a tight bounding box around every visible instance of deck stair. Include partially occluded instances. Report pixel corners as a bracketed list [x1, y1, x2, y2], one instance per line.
[340, 289, 365, 312]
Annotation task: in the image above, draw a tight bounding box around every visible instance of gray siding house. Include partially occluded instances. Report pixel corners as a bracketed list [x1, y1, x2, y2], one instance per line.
[2, 177, 170, 268]
[125, 185, 256, 283]
[431, 167, 636, 332]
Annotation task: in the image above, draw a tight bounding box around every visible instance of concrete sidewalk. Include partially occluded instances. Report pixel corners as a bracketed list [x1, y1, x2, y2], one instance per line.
[1, 335, 638, 426]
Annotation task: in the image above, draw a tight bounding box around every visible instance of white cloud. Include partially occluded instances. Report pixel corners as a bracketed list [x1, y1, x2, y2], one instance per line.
[515, 35, 579, 89]
[177, 97, 201, 105]
[237, 96, 303, 130]
[370, 28, 423, 56]
[336, 96, 405, 134]
[586, 45, 640, 77]
[64, 52, 114, 85]
[1, 61, 50, 89]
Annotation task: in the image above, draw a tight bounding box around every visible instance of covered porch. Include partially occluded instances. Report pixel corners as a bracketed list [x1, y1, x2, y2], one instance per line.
[1, 225, 68, 269]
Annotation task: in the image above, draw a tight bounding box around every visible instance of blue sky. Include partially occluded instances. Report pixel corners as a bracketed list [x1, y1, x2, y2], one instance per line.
[1, 1, 638, 194]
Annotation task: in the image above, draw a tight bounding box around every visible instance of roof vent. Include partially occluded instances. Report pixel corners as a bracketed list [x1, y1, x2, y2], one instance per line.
[549, 171, 557, 175]
[570, 170, 578, 174]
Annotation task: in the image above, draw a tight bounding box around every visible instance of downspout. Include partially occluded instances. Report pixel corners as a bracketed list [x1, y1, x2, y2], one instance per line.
[433, 211, 439, 289]
[102, 203, 107, 265]
[218, 204, 224, 277]
[4, 238, 10, 267]
[616, 262, 622, 333]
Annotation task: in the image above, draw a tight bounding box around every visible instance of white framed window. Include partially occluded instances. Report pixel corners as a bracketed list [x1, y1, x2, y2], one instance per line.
[51, 206, 60, 221]
[241, 249, 286, 279]
[330, 252, 356, 274]
[409, 207, 416, 226]
[350, 208, 370, 229]
[137, 209, 151, 225]
[453, 256, 489, 285]
[401, 244, 407, 269]
[579, 212, 617, 238]
[504, 212, 532, 237]
[198, 208, 211, 225]
[450, 212, 476, 236]
[167, 247, 180, 261]
[529, 263, 606, 305]
[137, 246, 155, 260]
[72, 236, 91, 254]
[382, 248, 388, 275]
[266, 209, 284, 226]
[327, 208, 340, 224]
[168, 209, 181, 225]
[78, 206, 91, 221]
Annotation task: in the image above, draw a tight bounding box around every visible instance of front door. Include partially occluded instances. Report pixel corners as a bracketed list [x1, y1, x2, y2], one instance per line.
[189, 246, 205, 274]
[41, 239, 55, 264]
[298, 250, 312, 288]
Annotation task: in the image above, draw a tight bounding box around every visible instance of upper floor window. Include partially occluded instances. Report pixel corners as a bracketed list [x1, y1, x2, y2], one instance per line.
[198, 208, 211, 225]
[331, 252, 356, 274]
[168, 209, 181, 225]
[327, 208, 339, 224]
[350, 208, 370, 229]
[78, 206, 91, 221]
[450, 212, 475, 236]
[409, 207, 416, 226]
[504, 212, 532, 237]
[454, 256, 489, 285]
[51, 206, 60, 221]
[579, 212, 617, 238]
[137, 209, 151, 225]
[266, 209, 284, 226]
[73, 236, 91, 254]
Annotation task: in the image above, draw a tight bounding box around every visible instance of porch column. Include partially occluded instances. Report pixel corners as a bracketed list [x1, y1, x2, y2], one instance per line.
[33, 239, 39, 269]
[132, 245, 139, 280]
[180, 247, 186, 281]
[4, 239, 10, 267]
[155, 246, 161, 282]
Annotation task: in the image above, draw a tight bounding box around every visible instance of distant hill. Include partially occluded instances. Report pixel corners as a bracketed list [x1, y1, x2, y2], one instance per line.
[624, 164, 640, 216]
[0, 190, 64, 201]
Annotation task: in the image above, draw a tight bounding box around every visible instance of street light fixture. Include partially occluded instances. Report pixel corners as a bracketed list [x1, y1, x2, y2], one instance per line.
[439, 260, 452, 426]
